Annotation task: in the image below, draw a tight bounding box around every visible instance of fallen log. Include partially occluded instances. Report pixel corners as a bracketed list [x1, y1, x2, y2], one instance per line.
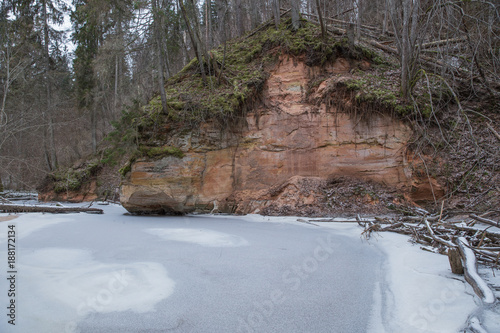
[366, 39, 398, 55]
[0, 204, 103, 214]
[470, 214, 500, 228]
[450, 225, 500, 240]
[421, 37, 467, 49]
[456, 237, 496, 304]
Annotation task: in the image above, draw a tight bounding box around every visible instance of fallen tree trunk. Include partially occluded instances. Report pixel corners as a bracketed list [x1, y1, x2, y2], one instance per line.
[0, 204, 103, 214]
[421, 37, 467, 49]
[366, 39, 398, 55]
[456, 237, 496, 304]
[470, 214, 500, 228]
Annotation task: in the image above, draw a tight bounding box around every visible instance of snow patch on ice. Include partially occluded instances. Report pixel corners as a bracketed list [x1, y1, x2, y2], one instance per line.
[146, 228, 249, 247]
[16, 247, 174, 333]
[367, 232, 477, 333]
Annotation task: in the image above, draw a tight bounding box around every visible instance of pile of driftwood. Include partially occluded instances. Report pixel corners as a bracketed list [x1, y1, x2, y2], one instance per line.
[358, 207, 499, 304]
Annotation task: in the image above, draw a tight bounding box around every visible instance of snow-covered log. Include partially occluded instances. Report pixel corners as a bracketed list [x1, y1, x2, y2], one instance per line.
[456, 237, 496, 304]
[424, 219, 457, 248]
[0, 204, 103, 214]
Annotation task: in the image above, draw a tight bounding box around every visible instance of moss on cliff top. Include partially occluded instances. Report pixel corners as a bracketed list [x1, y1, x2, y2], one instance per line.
[144, 18, 377, 126]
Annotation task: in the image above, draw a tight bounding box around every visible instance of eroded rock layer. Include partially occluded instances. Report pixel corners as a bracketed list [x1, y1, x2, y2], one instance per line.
[121, 57, 414, 214]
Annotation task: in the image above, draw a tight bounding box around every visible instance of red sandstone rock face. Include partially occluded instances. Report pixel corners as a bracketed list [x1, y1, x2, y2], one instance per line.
[120, 57, 415, 214]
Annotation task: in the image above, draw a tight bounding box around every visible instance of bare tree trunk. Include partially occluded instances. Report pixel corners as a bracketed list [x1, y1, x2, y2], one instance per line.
[42, 0, 57, 170]
[47, 115, 57, 169]
[205, 0, 212, 48]
[291, 0, 301, 31]
[347, 22, 355, 50]
[315, 0, 326, 39]
[272, 0, 280, 29]
[91, 106, 97, 154]
[401, 0, 411, 99]
[250, 0, 261, 29]
[152, 0, 168, 113]
[179, 0, 207, 84]
[0, 45, 9, 130]
[182, 30, 188, 66]
[114, 12, 123, 116]
[382, 0, 388, 34]
[114, 55, 118, 108]
[410, 0, 419, 47]
[389, 0, 402, 54]
[235, 0, 244, 36]
[355, 0, 361, 42]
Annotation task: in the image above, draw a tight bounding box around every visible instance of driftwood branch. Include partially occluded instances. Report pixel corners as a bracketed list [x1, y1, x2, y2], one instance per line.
[0, 204, 103, 214]
[456, 237, 496, 304]
[424, 219, 457, 248]
[470, 214, 500, 228]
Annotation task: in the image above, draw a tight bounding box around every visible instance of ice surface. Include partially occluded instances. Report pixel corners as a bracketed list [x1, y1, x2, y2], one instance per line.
[146, 228, 249, 247]
[0, 205, 497, 333]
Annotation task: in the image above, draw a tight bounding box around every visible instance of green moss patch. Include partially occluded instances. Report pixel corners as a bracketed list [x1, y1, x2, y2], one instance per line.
[51, 161, 101, 193]
[335, 75, 414, 116]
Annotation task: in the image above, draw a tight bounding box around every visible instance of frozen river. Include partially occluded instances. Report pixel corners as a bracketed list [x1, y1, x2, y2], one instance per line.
[0, 204, 491, 332]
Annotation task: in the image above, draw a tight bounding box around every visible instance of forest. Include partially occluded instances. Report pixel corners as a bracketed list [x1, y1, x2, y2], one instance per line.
[0, 0, 498, 209]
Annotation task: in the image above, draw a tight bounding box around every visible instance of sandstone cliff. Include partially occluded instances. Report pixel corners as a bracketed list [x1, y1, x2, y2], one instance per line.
[120, 54, 431, 215]
[35, 19, 498, 215]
